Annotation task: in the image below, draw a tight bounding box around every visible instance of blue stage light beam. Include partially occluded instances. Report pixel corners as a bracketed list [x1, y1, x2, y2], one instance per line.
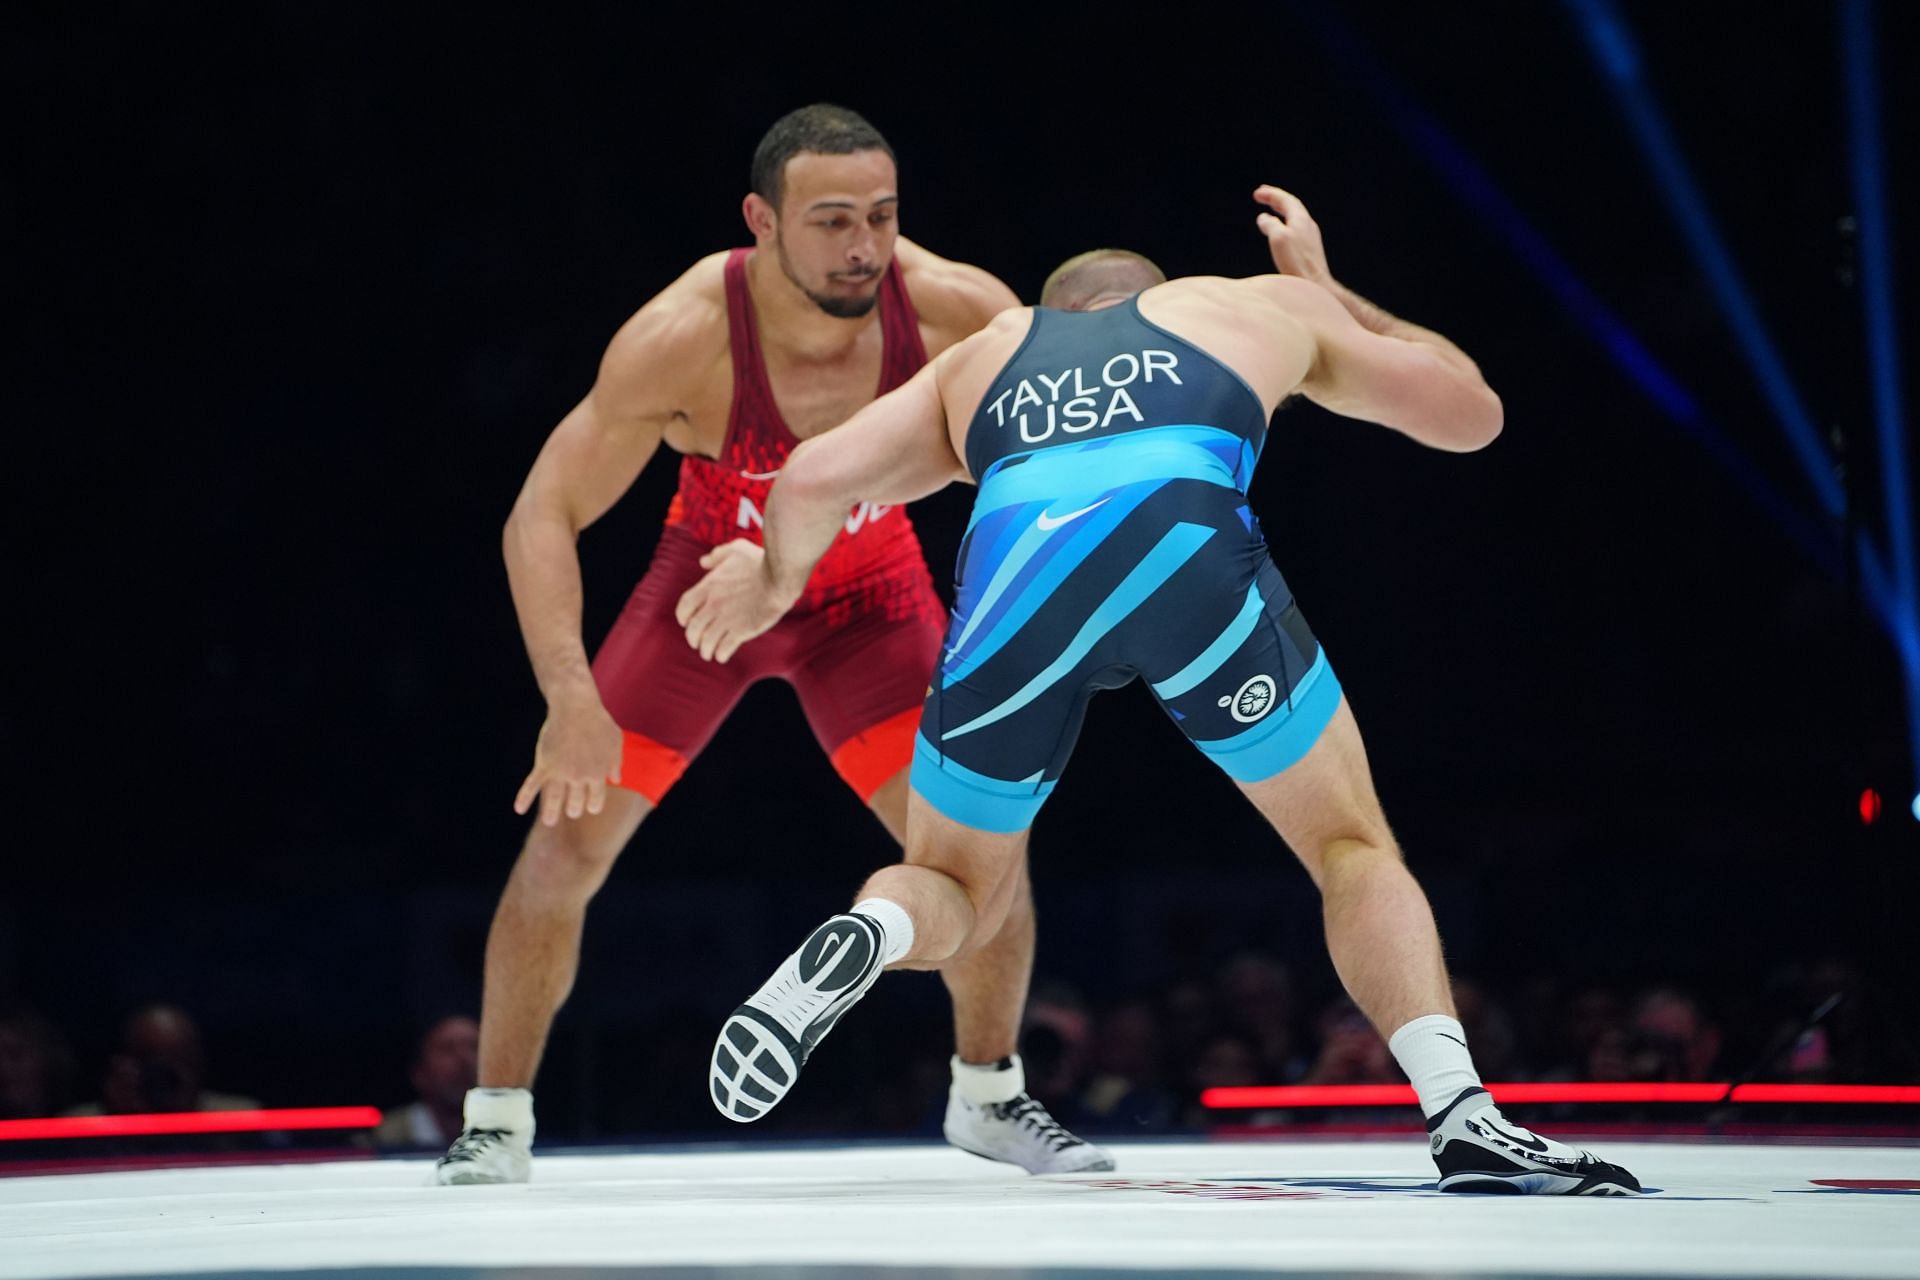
[1565, 0, 1846, 524]
[1841, 0, 1920, 808]
[1290, 1, 1901, 637]
[1295, 1, 1913, 800]
[1287, 5, 1859, 593]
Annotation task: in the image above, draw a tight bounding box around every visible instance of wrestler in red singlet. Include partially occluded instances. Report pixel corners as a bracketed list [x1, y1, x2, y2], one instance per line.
[436, 105, 1112, 1187]
[592, 247, 948, 804]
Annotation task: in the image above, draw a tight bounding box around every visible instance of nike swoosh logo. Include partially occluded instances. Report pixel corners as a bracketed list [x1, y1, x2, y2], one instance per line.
[1035, 498, 1110, 531]
[740, 468, 782, 481]
[1480, 1116, 1550, 1153]
[813, 930, 850, 973]
[1438, 1032, 1467, 1048]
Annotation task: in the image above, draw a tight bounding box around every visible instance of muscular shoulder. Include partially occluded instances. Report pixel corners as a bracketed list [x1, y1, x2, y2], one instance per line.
[934, 306, 1034, 419]
[1234, 273, 1348, 327]
[894, 237, 1021, 351]
[1140, 276, 1320, 410]
[595, 252, 732, 413]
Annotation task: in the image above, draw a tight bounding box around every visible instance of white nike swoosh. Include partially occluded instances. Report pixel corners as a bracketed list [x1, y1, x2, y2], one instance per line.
[740, 468, 782, 481]
[813, 931, 849, 972]
[1035, 497, 1110, 531]
[1481, 1116, 1550, 1152]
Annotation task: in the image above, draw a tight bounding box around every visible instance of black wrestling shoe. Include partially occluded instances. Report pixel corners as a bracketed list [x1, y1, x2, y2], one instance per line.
[1428, 1087, 1641, 1195]
[710, 913, 885, 1123]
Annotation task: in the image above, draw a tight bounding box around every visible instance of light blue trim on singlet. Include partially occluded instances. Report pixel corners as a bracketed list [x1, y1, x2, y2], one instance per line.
[1149, 582, 1266, 700]
[967, 424, 1246, 533]
[1191, 649, 1344, 782]
[909, 733, 1053, 833]
[941, 522, 1217, 742]
[943, 481, 1166, 684]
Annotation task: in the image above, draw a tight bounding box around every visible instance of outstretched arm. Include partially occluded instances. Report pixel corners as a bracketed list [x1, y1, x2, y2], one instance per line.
[675, 359, 967, 661]
[1256, 184, 1487, 379]
[1253, 185, 1502, 450]
[1265, 274, 1503, 451]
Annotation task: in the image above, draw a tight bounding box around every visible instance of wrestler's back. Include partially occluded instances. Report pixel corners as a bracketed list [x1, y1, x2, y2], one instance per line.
[935, 277, 1317, 468]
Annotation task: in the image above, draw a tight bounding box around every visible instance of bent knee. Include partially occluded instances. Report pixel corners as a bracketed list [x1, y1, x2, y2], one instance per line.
[1305, 828, 1403, 880]
[516, 810, 645, 890]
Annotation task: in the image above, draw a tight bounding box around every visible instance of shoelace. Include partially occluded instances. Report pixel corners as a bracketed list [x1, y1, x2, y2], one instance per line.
[443, 1127, 511, 1162]
[987, 1095, 1077, 1152]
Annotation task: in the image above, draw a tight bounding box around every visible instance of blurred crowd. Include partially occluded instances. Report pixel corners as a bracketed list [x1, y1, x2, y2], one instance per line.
[0, 953, 1899, 1150]
[1007, 954, 1892, 1132]
[0, 1002, 477, 1150]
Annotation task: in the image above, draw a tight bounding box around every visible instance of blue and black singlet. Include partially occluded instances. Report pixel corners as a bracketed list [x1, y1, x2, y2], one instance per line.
[909, 295, 1344, 832]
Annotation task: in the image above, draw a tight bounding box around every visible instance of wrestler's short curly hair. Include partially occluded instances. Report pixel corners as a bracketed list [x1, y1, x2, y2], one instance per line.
[751, 104, 895, 210]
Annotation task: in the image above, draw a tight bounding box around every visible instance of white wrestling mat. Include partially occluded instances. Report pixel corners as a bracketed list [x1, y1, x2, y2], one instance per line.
[2, 1137, 1917, 1280]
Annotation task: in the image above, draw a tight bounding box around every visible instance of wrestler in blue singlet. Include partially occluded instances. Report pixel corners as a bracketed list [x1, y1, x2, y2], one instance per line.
[910, 296, 1344, 832]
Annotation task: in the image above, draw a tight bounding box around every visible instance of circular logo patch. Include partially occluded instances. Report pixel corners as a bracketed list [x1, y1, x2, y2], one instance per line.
[1226, 674, 1277, 724]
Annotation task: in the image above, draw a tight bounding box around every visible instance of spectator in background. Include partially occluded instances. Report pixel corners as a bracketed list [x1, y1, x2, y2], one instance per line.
[68, 1004, 260, 1116]
[1180, 1030, 1263, 1129]
[1451, 979, 1522, 1081]
[374, 1015, 479, 1149]
[1020, 981, 1095, 1120]
[1081, 999, 1175, 1130]
[0, 1005, 75, 1119]
[1299, 997, 1399, 1087]
[1217, 952, 1301, 1082]
[1538, 986, 1626, 1081]
[1160, 979, 1220, 1072]
[1757, 958, 1886, 1082]
[1625, 988, 1722, 1082]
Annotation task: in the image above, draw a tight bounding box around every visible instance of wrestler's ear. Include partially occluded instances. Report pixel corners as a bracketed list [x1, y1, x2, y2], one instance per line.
[742, 192, 779, 242]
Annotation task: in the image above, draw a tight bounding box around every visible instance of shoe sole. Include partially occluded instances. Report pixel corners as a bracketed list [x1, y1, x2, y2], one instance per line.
[430, 1164, 530, 1187]
[710, 916, 882, 1123]
[1439, 1170, 1639, 1195]
[712, 1007, 802, 1123]
[943, 1133, 1117, 1175]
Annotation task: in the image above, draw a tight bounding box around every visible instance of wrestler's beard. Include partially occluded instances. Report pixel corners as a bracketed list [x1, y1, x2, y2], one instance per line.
[777, 240, 881, 319]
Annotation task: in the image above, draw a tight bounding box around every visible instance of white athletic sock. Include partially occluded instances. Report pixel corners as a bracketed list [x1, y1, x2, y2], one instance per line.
[851, 898, 914, 965]
[1387, 1014, 1485, 1119]
[462, 1086, 535, 1137]
[951, 1053, 1025, 1105]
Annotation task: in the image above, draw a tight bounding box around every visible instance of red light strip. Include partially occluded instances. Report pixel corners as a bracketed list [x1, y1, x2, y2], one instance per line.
[1731, 1084, 1920, 1104]
[1201, 1082, 1920, 1109]
[0, 1107, 384, 1142]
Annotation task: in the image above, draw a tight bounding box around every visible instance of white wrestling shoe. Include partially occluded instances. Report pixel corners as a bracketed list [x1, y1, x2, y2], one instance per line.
[1427, 1086, 1640, 1195]
[943, 1056, 1114, 1174]
[431, 1087, 533, 1185]
[945, 1093, 1115, 1174]
[711, 913, 886, 1122]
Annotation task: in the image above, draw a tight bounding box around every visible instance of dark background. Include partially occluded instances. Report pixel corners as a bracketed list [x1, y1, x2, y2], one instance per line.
[6, 2, 1916, 1139]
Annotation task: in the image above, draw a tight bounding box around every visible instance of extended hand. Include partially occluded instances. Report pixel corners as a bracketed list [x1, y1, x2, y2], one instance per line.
[674, 539, 794, 664]
[515, 693, 625, 826]
[1254, 185, 1332, 284]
